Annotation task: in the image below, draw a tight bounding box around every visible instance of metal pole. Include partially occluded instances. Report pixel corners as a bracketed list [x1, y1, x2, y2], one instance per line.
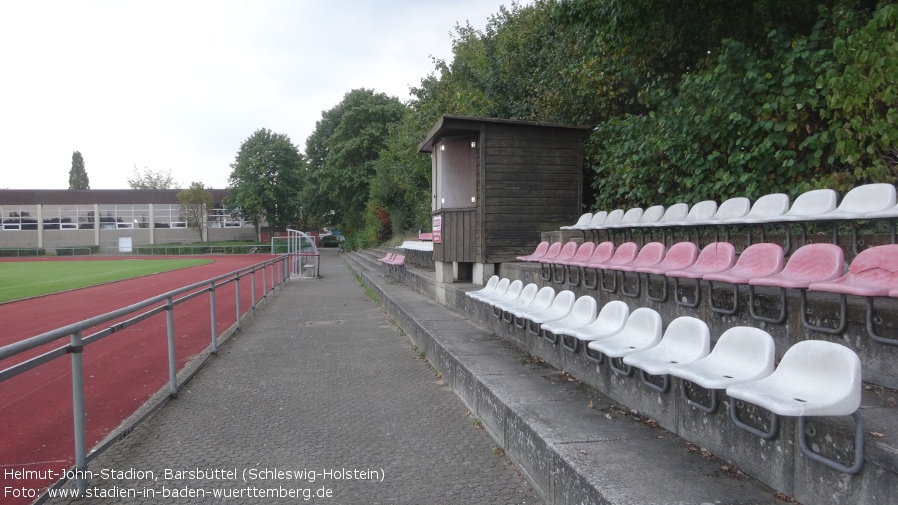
[235, 275, 242, 331]
[262, 264, 267, 301]
[165, 298, 178, 398]
[209, 282, 218, 354]
[70, 331, 88, 494]
[250, 268, 256, 313]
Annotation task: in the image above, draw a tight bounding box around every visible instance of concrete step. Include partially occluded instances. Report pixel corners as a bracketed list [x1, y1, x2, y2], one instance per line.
[343, 252, 787, 505]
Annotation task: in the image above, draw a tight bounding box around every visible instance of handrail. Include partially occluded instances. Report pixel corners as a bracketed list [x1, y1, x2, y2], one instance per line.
[0, 257, 281, 361]
[0, 253, 299, 499]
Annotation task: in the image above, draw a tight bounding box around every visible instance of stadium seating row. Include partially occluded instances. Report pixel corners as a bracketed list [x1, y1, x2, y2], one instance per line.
[378, 253, 405, 274]
[560, 183, 898, 251]
[466, 282, 865, 474]
[517, 240, 898, 344]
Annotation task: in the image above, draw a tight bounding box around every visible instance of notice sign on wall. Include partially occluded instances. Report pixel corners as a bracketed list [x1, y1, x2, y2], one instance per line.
[432, 215, 442, 243]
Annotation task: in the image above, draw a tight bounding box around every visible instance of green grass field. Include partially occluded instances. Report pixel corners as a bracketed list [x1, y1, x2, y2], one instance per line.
[0, 258, 213, 303]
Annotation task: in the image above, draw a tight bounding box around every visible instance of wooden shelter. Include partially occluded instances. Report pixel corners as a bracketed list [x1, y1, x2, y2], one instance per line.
[418, 115, 591, 283]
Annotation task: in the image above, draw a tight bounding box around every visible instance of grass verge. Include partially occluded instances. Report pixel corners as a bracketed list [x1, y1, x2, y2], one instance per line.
[0, 258, 212, 303]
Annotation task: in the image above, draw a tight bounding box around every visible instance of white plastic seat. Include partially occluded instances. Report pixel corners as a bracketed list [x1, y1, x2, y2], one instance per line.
[586, 308, 663, 372]
[575, 211, 608, 230]
[465, 275, 499, 300]
[479, 279, 523, 306]
[592, 208, 624, 229]
[668, 327, 775, 413]
[628, 205, 665, 227]
[605, 207, 644, 229]
[519, 290, 576, 335]
[645, 203, 689, 227]
[699, 197, 751, 224]
[726, 340, 864, 474]
[495, 283, 540, 323]
[728, 193, 791, 224]
[666, 200, 718, 226]
[541, 295, 598, 346]
[506, 286, 556, 329]
[807, 183, 897, 221]
[495, 282, 539, 312]
[468, 277, 510, 302]
[565, 300, 630, 356]
[769, 189, 839, 222]
[622, 316, 710, 393]
[560, 212, 593, 230]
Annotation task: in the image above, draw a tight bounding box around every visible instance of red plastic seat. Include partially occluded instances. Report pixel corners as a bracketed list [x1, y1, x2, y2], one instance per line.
[584, 242, 639, 292]
[517, 241, 556, 262]
[568, 242, 615, 268]
[516, 241, 549, 262]
[631, 241, 699, 302]
[558, 242, 596, 286]
[806, 245, 898, 344]
[540, 241, 580, 282]
[615, 242, 666, 297]
[702, 243, 785, 314]
[746, 243, 844, 325]
[567, 242, 615, 287]
[664, 242, 737, 307]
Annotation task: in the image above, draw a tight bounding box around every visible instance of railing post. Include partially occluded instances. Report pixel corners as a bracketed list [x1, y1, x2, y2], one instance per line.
[235, 274, 242, 331]
[165, 297, 178, 398]
[250, 268, 256, 314]
[70, 331, 88, 494]
[262, 263, 268, 301]
[209, 282, 218, 354]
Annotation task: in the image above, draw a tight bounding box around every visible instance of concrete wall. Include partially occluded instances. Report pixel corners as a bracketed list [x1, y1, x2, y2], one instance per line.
[376, 252, 898, 505]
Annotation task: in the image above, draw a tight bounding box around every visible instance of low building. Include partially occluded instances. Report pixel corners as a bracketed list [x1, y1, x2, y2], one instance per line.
[0, 189, 256, 253]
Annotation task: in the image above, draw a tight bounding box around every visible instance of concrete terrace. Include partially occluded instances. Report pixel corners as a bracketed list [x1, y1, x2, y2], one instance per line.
[43, 248, 540, 505]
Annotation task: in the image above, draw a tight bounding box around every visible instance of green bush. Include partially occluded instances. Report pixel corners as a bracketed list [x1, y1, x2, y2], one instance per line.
[0, 248, 45, 257]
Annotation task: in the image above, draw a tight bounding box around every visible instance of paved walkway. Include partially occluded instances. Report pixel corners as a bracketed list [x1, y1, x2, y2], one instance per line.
[45, 249, 541, 504]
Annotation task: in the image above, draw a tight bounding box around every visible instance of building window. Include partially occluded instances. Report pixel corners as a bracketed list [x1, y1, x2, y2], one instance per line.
[0, 205, 38, 230]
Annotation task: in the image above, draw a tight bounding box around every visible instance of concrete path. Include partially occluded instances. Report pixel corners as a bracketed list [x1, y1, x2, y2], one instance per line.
[44, 248, 541, 504]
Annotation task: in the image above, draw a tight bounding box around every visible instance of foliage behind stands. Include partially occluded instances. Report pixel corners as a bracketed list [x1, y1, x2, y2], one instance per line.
[311, 0, 897, 247]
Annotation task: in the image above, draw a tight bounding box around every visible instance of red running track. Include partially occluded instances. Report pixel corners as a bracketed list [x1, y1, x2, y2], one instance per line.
[0, 255, 279, 504]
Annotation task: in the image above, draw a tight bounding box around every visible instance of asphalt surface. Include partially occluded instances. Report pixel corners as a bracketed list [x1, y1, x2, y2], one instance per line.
[43, 248, 541, 504]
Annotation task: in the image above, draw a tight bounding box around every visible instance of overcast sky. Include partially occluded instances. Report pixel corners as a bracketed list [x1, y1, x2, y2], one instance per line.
[0, 0, 523, 190]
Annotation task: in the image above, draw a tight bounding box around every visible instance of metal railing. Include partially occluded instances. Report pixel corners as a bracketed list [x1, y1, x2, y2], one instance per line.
[0, 254, 297, 498]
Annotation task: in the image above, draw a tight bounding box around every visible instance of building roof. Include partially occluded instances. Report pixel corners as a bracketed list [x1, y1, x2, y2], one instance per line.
[417, 114, 592, 153]
[0, 189, 230, 205]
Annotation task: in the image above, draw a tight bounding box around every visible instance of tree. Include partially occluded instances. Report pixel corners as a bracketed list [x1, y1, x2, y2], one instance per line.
[68, 151, 90, 189]
[177, 182, 214, 240]
[227, 128, 305, 236]
[304, 89, 406, 242]
[127, 165, 179, 189]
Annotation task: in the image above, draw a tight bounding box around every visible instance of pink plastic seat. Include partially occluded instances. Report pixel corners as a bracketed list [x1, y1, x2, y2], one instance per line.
[615, 242, 666, 298]
[664, 242, 737, 308]
[540, 241, 579, 282]
[536, 241, 565, 263]
[632, 241, 699, 302]
[559, 242, 596, 286]
[746, 243, 844, 325]
[516, 241, 550, 262]
[584, 242, 639, 292]
[569, 242, 615, 268]
[567, 242, 615, 287]
[702, 243, 785, 315]
[806, 244, 898, 344]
